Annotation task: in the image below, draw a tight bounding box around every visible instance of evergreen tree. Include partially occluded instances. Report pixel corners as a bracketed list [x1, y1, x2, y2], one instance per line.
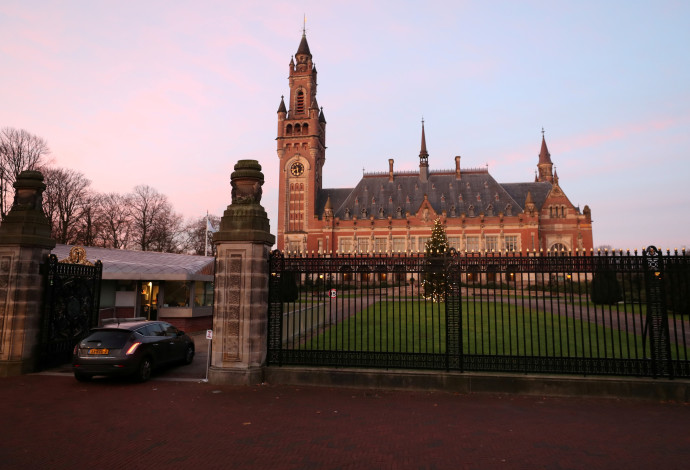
[421, 218, 449, 302]
[590, 269, 622, 305]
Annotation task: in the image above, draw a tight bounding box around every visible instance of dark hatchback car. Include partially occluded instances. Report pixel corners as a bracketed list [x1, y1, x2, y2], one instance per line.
[72, 320, 195, 382]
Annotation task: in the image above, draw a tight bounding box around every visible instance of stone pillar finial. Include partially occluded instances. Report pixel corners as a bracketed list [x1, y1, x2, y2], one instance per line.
[0, 170, 55, 249]
[213, 160, 275, 246]
[230, 160, 264, 205]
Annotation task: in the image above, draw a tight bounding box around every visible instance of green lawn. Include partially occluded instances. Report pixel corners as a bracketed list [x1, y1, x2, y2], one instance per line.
[302, 300, 689, 360]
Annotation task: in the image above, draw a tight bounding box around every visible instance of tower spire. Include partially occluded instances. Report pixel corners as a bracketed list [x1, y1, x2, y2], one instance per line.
[419, 118, 429, 182]
[420, 118, 429, 159]
[536, 128, 554, 183]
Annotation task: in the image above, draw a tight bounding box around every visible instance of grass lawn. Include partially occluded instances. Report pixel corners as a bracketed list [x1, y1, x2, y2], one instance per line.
[303, 300, 689, 360]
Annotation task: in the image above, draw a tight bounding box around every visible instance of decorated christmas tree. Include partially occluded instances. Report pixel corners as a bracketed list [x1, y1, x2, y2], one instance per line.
[421, 218, 449, 301]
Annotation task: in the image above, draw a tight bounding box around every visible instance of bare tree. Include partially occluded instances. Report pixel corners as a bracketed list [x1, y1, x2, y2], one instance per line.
[149, 208, 185, 253]
[73, 192, 104, 247]
[130, 185, 182, 252]
[42, 167, 91, 244]
[95, 192, 133, 249]
[0, 127, 50, 217]
[182, 214, 220, 256]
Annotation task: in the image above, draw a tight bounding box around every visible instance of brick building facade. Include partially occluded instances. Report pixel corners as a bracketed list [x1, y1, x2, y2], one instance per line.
[276, 33, 593, 255]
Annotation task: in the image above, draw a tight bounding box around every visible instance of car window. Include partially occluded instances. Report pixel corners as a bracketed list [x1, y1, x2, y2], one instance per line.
[81, 330, 132, 348]
[147, 323, 165, 336]
[134, 327, 146, 337]
[163, 323, 178, 337]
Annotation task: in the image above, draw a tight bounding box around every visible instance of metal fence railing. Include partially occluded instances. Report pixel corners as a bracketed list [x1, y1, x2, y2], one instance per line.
[267, 247, 689, 378]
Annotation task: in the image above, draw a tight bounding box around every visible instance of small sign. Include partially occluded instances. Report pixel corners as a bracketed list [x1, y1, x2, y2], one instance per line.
[206, 329, 213, 340]
[329, 289, 337, 298]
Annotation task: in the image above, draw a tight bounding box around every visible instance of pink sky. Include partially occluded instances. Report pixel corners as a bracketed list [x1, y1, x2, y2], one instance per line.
[1, 1, 689, 249]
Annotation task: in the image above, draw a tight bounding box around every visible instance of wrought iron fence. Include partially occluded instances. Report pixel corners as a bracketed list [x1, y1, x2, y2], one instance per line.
[267, 247, 690, 378]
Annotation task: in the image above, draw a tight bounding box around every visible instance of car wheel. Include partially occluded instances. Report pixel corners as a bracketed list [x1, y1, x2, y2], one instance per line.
[184, 345, 194, 365]
[74, 371, 92, 382]
[136, 356, 153, 382]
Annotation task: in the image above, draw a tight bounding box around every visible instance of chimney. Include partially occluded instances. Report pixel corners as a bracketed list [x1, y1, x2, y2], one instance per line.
[388, 159, 394, 182]
[455, 156, 461, 180]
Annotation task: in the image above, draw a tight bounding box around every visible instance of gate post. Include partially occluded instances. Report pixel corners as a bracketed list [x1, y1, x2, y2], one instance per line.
[0, 171, 56, 376]
[643, 245, 672, 378]
[209, 160, 275, 385]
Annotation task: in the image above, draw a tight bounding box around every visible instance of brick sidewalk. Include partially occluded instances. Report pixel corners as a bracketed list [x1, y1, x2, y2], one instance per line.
[1, 374, 688, 469]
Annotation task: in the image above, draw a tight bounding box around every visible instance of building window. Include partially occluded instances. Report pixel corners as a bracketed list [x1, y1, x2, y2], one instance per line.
[164, 281, 189, 307]
[374, 238, 387, 253]
[448, 237, 461, 250]
[194, 281, 214, 307]
[466, 236, 480, 252]
[357, 237, 369, 253]
[505, 235, 519, 252]
[392, 237, 406, 253]
[417, 237, 429, 252]
[550, 242, 568, 255]
[485, 236, 498, 252]
[339, 238, 353, 253]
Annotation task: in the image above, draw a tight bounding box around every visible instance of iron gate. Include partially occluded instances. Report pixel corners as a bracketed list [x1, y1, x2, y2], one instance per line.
[267, 247, 690, 378]
[39, 248, 102, 369]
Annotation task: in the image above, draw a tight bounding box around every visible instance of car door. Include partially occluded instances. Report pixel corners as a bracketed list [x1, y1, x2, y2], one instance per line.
[161, 322, 187, 362]
[143, 323, 170, 364]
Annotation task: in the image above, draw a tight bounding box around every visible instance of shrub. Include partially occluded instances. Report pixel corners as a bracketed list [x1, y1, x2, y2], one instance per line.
[280, 271, 299, 302]
[590, 270, 622, 305]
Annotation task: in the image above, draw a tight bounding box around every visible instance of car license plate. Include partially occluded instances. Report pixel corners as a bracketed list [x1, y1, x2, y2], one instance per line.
[89, 348, 109, 355]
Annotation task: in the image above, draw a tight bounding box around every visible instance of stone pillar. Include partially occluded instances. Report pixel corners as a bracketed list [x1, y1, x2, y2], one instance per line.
[0, 171, 56, 376]
[209, 160, 275, 385]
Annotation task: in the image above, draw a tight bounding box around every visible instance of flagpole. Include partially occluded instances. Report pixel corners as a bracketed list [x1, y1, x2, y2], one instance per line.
[205, 210, 209, 257]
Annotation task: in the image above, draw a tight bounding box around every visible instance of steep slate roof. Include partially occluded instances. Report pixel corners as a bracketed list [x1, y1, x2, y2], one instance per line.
[502, 182, 552, 212]
[316, 187, 353, 216]
[296, 32, 311, 57]
[51, 244, 214, 281]
[317, 170, 553, 220]
[538, 135, 552, 165]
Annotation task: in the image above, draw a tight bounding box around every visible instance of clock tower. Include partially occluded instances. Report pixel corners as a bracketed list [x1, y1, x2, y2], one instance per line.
[276, 30, 327, 252]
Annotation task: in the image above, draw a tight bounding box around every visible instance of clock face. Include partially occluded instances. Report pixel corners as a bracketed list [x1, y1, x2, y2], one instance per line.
[290, 162, 304, 176]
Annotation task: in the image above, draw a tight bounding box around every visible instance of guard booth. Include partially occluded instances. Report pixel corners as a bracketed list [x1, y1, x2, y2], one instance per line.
[38, 246, 102, 369]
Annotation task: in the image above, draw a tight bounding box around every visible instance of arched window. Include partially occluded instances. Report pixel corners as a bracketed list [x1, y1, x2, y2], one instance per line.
[550, 242, 568, 256]
[294, 124, 301, 135]
[302, 123, 309, 135]
[286, 124, 293, 135]
[296, 90, 305, 113]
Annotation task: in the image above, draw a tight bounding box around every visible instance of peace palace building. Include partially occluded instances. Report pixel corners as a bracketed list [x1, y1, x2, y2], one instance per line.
[276, 33, 593, 255]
